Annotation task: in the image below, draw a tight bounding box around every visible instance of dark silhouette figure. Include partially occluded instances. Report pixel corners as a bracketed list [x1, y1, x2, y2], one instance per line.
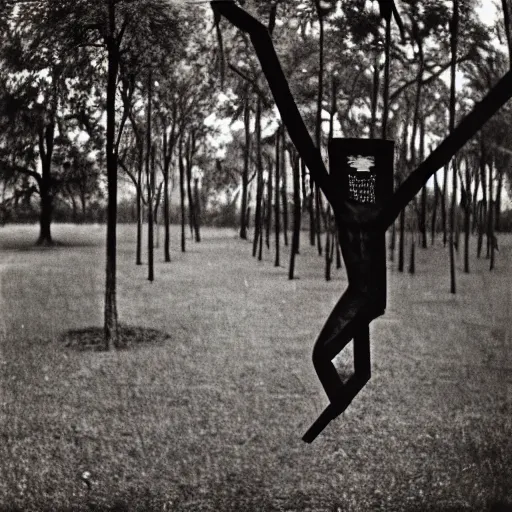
[304, 140, 394, 442]
[211, 0, 512, 442]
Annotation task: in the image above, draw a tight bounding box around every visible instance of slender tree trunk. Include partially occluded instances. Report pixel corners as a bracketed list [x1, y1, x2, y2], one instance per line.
[431, 173, 439, 245]
[179, 135, 186, 253]
[281, 129, 289, 246]
[275, 127, 281, 267]
[382, 14, 392, 139]
[408, 234, 415, 274]
[449, 158, 457, 293]
[37, 125, 55, 246]
[309, 187, 316, 246]
[185, 133, 196, 239]
[335, 233, 342, 269]
[389, 221, 396, 261]
[266, 156, 272, 250]
[314, 3, 324, 257]
[472, 164, 480, 234]
[289, 151, 301, 279]
[136, 158, 143, 265]
[495, 168, 503, 231]
[163, 174, 170, 261]
[501, 0, 512, 68]
[258, 198, 264, 261]
[464, 157, 471, 273]
[488, 162, 495, 269]
[163, 140, 171, 263]
[37, 162, 53, 246]
[442, 164, 448, 246]
[419, 119, 427, 249]
[299, 158, 307, 253]
[146, 71, 154, 283]
[104, 5, 120, 349]
[449, 0, 459, 295]
[324, 209, 333, 281]
[240, 95, 250, 239]
[478, 143, 487, 258]
[315, 189, 323, 255]
[398, 207, 405, 272]
[194, 177, 201, 242]
[370, 50, 380, 139]
[253, 98, 264, 257]
[80, 192, 87, 223]
[69, 192, 78, 224]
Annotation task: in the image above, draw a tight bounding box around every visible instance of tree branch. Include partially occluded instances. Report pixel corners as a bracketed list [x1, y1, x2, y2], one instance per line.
[211, 1, 332, 204]
[379, 69, 512, 230]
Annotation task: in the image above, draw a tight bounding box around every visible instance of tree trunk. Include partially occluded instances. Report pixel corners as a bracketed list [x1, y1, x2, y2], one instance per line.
[420, 120, 427, 249]
[382, 14, 392, 139]
[398, 207, 405, 272]
[464, 157, 471, 273]
[185, 134, 195, 239]
[431, 173, 439, 245]
[179, 135, 186, 253]
[370, 50, 380, 139]
[389, 221, 396, 261]
[240, 95, 250, 239]
[266, 156, 272, 250]
[274, 127, 280, 267]
[495, 168, 503, 231]
[315, 189, 323, 256]
[193, 177, 201, 242]
[281, 129, 289, 246]
[501, 0, 512, 68]
[69, 192, 78, 224]
[324, 209, 333, 281]
[136, 159, 143, 265]
[314, 4, 324, 258]
[488, 162, 495, 269]
[472, 163, 480, 234]
[449, 0, 459, 295]
[335, 233, 342, 269]
[408, 236, 415, 274]
[258, 198, 264, 261]
[37, 124, 55, 246]
[442, 164, 448, 246]
[478, 141, 487, 258]
[253, 98, 264, 257]
[146, 72, 154, 283]
[104, 7, 120, 349]
[309, 187, 315, 246]
[37, 163, 53, 246]
[289, 151, 301, 279]
[163, 153, 171, 263]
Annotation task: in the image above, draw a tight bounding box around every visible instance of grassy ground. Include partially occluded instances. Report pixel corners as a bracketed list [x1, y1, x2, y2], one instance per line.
[0, 223, 511, 511]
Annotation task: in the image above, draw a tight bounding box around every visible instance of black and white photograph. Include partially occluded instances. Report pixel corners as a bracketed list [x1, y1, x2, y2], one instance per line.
[0, 0, 511, 510]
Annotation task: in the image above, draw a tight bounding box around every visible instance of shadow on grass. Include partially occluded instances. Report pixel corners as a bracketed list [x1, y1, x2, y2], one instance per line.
[0, 239, 103, 251]
[60, 324, 171, 351]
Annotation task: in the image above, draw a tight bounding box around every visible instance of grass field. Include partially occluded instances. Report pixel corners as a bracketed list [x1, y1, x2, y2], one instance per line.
[0, 223, 511, 511]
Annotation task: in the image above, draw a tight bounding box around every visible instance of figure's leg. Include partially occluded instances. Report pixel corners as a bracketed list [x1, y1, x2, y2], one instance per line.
[303, 315, 372, 443]
[312, 290, 364, 402]
[312, 291, 376, 402]
[353, 323, 371, 380]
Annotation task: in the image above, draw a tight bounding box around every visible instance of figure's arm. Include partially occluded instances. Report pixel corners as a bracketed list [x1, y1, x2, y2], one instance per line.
[210, 1, 333, 205]
[378, 69, 512, 231]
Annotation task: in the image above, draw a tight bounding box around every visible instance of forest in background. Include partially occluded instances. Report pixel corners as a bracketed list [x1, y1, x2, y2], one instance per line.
[2, 0, 512, 345]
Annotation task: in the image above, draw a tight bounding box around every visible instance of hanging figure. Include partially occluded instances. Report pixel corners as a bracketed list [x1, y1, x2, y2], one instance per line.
[304, 139, 394, 442]
[210, 0, 512, 442]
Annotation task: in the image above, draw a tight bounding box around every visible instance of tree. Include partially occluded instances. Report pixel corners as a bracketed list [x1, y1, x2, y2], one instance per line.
[37, 0, 185, 348]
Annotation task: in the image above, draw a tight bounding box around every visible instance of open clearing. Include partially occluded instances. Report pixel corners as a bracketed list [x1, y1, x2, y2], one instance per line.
[0, 224, 511, 511]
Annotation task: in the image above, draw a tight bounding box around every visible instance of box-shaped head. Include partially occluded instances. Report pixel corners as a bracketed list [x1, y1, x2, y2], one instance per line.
[328, 138, 394, 206]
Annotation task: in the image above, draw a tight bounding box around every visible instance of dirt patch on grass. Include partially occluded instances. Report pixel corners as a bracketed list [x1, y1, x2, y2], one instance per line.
[61, 324, 171, 351]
